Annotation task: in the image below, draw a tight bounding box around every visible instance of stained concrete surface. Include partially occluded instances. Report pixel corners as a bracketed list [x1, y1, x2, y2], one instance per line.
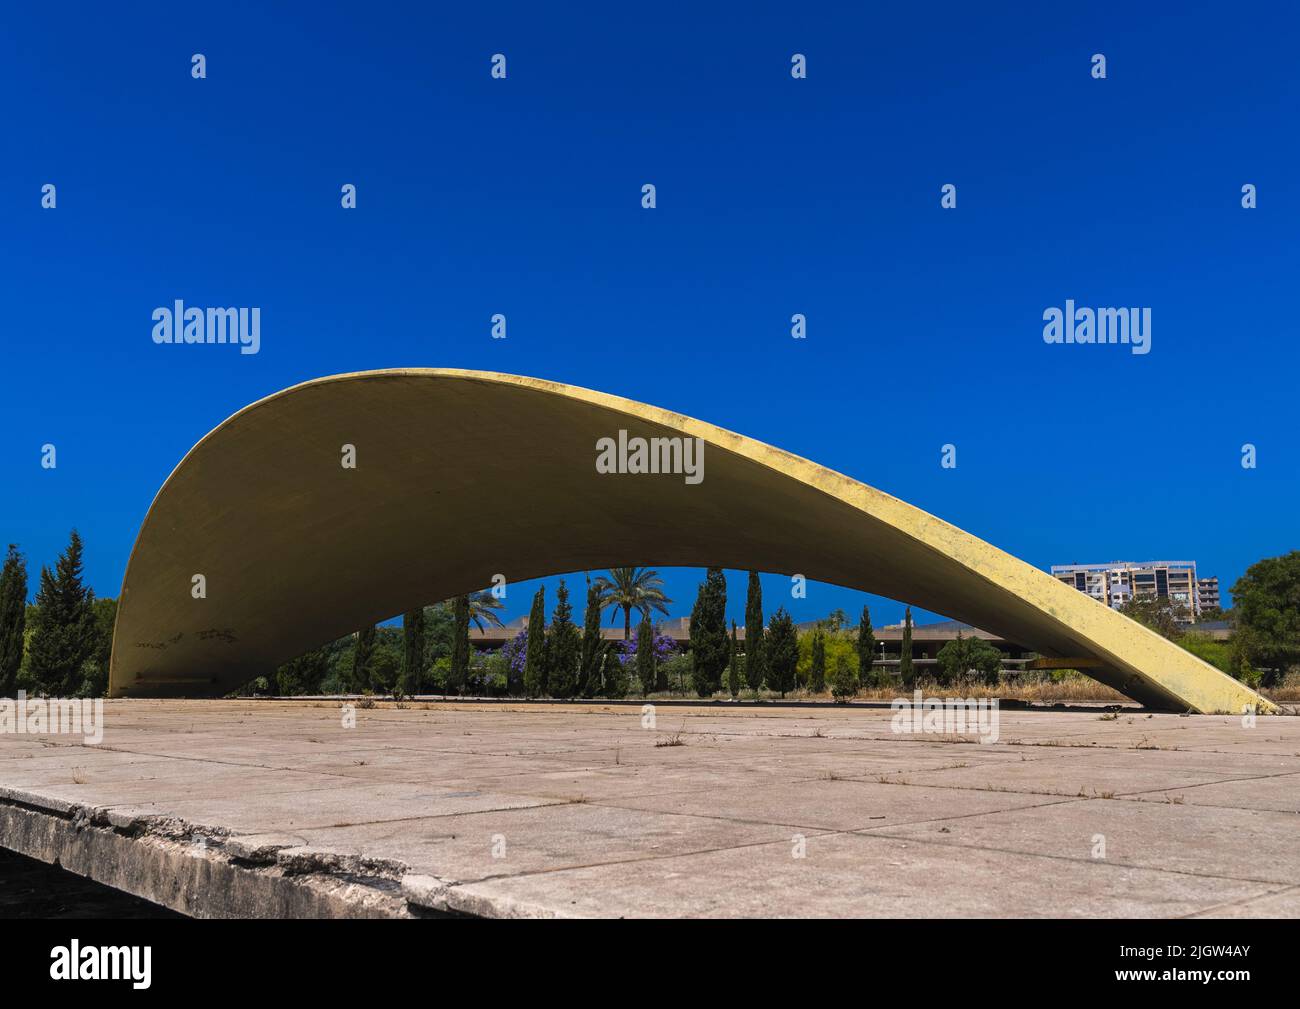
[0, 699, 1296, 918]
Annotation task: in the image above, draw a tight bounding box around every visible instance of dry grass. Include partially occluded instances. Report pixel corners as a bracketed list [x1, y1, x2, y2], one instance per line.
[271, 672, 1300, 710]
[737, 674, 1300, 706]
[831, 680, 1129, 703]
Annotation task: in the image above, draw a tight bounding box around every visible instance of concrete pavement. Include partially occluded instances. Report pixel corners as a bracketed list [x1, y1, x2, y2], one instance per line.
[1, 699, 1296, 917]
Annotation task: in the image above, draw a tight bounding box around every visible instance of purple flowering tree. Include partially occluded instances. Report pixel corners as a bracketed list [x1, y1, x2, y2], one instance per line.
[617, 630, 678, 664]
[502, 628, 529, 686]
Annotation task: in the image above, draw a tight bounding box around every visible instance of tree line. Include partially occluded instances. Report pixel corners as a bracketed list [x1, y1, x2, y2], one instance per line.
[0, 532, 115, 698]
[4, 538, 1299, 700]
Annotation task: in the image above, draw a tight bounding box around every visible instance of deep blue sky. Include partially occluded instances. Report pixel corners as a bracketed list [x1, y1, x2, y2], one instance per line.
[1, 2, 1296, 629]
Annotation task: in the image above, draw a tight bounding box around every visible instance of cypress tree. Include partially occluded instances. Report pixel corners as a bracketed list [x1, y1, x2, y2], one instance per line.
[744, 571, 764, 693]
[401, 607, 425, 696]
[689, 567, 728, 697]
[451, 594, 471, 695]
[727, 621, 741, 697]
[809, 630, 827, 693]
[635, 612, 655, 695]
[765, 607, 798, 697]
[351, 623, 376, 692]
[26, 530, 98, 696]
[900, 606, 915, 689]
[602, 642, 627, 698]
[423, 601, 456, 670]
[548, 580, 580, 698]
[856, 605, 877, 689]
[0, 545, 29, 697]
[579, 581, 603, 696]
[523, 585, 547, 697]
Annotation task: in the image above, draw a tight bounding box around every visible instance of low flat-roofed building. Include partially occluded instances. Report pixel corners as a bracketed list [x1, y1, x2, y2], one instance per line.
[470, 615, 1035, 673]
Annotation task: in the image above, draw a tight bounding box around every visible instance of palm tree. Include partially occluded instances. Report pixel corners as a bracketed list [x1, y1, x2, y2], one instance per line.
[593, 567, 672, 640]
[467, 589, 506, 632]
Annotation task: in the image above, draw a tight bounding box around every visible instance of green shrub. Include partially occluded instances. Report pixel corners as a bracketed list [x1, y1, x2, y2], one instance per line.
[659, 653, 693, 694]
[829, 652, 857, 701]
[429, 655, 452, 692]
[797, 631, 857, 687]
[1177, 632, 1233, 674]
[475, 652, 509, 695]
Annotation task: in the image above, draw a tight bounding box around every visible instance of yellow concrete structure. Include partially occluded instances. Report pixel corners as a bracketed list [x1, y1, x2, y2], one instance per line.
[109, 369, 1276, 714]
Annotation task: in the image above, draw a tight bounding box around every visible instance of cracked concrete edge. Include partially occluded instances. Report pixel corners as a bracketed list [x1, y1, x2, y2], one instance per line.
[273, 845, 410, 880]
[0, 784, 82, 817]
[400, 873, 455, 909]
[400, 873, 569, 918]
[1, 785, 239, 845]
[0, 794, 422, 918]
[0, 789, 554, 919]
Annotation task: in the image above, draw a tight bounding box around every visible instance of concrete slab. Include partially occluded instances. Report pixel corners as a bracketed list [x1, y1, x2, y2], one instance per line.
[1125, 774, 1300, 814]
[1, 699, 1296, 918]
[0, 762, 341, 808]
[594, 778, 1062, 833]
[876, 796, 1300, 886]
[865, 747, 1257, 799]
[219, 801, 801, 885]
[132, 781, 557, 834]
[438, 831, 1279, 918]
[1187, 885, 1300, 918]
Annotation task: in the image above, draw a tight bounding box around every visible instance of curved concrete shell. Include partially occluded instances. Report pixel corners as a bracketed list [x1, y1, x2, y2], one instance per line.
[109, 369, 1274, 714]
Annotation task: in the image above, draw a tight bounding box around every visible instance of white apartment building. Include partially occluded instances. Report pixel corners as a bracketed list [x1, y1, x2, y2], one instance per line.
[1050, 560, 1204, 621]
[1197, 576, 1221, 614]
